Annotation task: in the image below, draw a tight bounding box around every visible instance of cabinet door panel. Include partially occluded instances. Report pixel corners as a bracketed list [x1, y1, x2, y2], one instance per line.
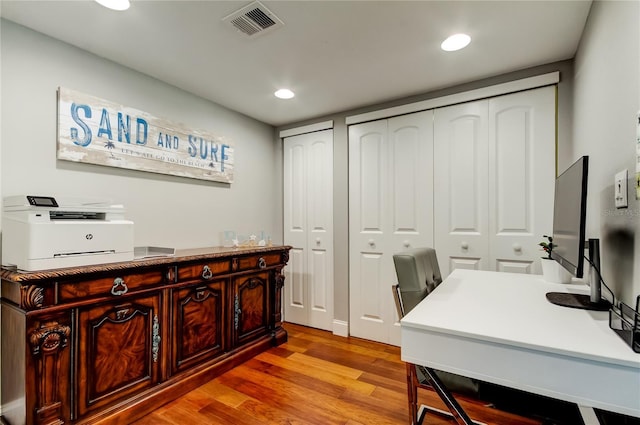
[77, 294, 160, 416]
[172, 281, 225, 374]
[233, 272, 269, 345]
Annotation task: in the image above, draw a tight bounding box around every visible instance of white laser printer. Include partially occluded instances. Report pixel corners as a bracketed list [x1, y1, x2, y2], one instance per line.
[2, 195, 134, 271]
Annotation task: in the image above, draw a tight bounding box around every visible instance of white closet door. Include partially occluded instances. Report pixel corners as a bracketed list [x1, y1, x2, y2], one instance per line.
[283, 129, 333, 331]
[488, 86, 556, 274]
[349, 120, 389, 343]
[388, 113, 434, 256]
[434, 101, 490, 278]
[349, 111, 433, 345]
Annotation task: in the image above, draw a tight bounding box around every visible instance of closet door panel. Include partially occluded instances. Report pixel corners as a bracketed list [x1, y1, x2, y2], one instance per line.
[388, 111, 434, 255]
[307, 259, 332, 329]
[359, 132, 386, 236]
[349, 112, 434, 346]
[285, 142, 307, 249]
[285, 248, 306, 324]
[434, 101, 489, 277]
[497, 260, 533, 274]
[349, 121, 390, 341]
[308, 136, 333, 329]
[309, 139, 332, 242]
[284, 138, 308, 325]
[284, 129, 334, 330]
[489, 86, 555, 274]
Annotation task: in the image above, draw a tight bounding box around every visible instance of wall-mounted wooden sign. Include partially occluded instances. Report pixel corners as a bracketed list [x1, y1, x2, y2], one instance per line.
[57, 87, 234, 183]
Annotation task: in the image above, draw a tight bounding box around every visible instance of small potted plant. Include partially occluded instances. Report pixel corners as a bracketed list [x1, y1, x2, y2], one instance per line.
[539, 235, 554, 259]
[539, 234, 571, 283]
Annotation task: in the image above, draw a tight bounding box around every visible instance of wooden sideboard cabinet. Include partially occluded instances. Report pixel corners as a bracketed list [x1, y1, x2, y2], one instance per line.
[0, 246, 290, 425]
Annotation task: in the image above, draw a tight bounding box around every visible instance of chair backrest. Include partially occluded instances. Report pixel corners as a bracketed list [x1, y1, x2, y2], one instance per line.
[393, 248, 443, 316]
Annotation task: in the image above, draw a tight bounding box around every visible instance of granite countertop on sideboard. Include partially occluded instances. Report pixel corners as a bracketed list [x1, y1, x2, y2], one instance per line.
[0, 245, 292, 282]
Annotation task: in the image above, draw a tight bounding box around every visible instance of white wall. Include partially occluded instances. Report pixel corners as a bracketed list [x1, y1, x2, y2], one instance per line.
[0, 19, 283, 251]
[572, 0, 640, 306]
[0, 19, 284, 410]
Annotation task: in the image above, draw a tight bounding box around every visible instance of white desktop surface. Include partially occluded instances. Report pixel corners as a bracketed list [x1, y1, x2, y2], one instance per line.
[400, 269, 640, 418]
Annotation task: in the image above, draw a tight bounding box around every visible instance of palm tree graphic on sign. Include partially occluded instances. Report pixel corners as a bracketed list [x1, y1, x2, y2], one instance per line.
[104, 140, 119, 160]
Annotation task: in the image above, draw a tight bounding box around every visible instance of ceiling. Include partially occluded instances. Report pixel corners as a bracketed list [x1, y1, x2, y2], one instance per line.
[0, 0, 592, 127]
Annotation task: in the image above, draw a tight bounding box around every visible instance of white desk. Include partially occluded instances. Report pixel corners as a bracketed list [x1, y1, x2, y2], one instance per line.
[401, 269, 640, 419]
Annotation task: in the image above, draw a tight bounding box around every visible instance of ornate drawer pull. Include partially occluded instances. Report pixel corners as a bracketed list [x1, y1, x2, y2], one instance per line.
[152, 314, 160, 363]
[234, 294, 242, 330]
[202, 265, 213, 280]
[111, 278, 128, 296]
[258, 257, 266, 269]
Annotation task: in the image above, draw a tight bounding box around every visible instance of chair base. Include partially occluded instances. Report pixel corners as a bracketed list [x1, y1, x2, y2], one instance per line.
[407, 362, 485, 425]
[417, 404, 487, 425]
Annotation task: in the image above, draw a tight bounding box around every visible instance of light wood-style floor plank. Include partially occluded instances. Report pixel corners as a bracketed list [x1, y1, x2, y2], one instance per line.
[132, 323, 547, 425]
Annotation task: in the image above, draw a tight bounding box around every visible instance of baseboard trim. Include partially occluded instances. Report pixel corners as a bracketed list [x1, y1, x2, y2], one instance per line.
[332, 320, 348, 337]
[1, 397, 25, 423]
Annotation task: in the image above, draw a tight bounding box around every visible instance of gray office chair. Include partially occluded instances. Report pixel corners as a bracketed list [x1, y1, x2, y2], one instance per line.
[393, 247, 483, 425]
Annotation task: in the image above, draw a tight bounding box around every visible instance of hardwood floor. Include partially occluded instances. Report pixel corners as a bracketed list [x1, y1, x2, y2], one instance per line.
[132, 323, 544, 425]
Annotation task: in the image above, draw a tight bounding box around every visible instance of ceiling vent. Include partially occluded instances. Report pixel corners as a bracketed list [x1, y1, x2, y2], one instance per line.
[223, 1, 284, 38]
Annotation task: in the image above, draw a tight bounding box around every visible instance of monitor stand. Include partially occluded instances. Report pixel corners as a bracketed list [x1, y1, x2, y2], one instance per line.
[545, 292, 610, 311]
[546, 239, 611, 311]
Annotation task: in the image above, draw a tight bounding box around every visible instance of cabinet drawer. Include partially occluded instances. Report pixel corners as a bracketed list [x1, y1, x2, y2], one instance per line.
[58, 269, 166, 302]
[177, 260, 230, 282]
[233, 254, 281, 272]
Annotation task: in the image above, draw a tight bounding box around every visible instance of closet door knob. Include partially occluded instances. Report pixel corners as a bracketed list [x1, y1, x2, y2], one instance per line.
[368, 239, 375, 247]
[461, 241, 469, 250]
[513, 243, 522, 253]
[403, 240, 410, 248]
[316, 238, 321, 245]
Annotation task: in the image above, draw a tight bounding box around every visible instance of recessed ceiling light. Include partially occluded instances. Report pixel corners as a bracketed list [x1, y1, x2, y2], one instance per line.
[441, 33, 471, 52]
[95, 0, 130, 11]
[275, 89, 295, 99]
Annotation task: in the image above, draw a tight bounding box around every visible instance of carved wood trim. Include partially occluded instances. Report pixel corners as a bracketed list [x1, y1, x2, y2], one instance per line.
[275, 271, 285, 290]
[273, 271, 285, 328]
[22, 285, 45, 310]
[245, 277, 263, 290]
[29, 322, 70, 425]
[29, 322, 70, 356]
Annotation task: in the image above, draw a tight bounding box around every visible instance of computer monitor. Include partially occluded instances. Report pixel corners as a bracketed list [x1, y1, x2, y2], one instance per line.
[545, 156, 610, 311]
[550, 156, 588, 278]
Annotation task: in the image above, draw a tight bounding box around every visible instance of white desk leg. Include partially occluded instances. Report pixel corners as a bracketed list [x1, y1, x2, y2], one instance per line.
[577, 405, 600, 425]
